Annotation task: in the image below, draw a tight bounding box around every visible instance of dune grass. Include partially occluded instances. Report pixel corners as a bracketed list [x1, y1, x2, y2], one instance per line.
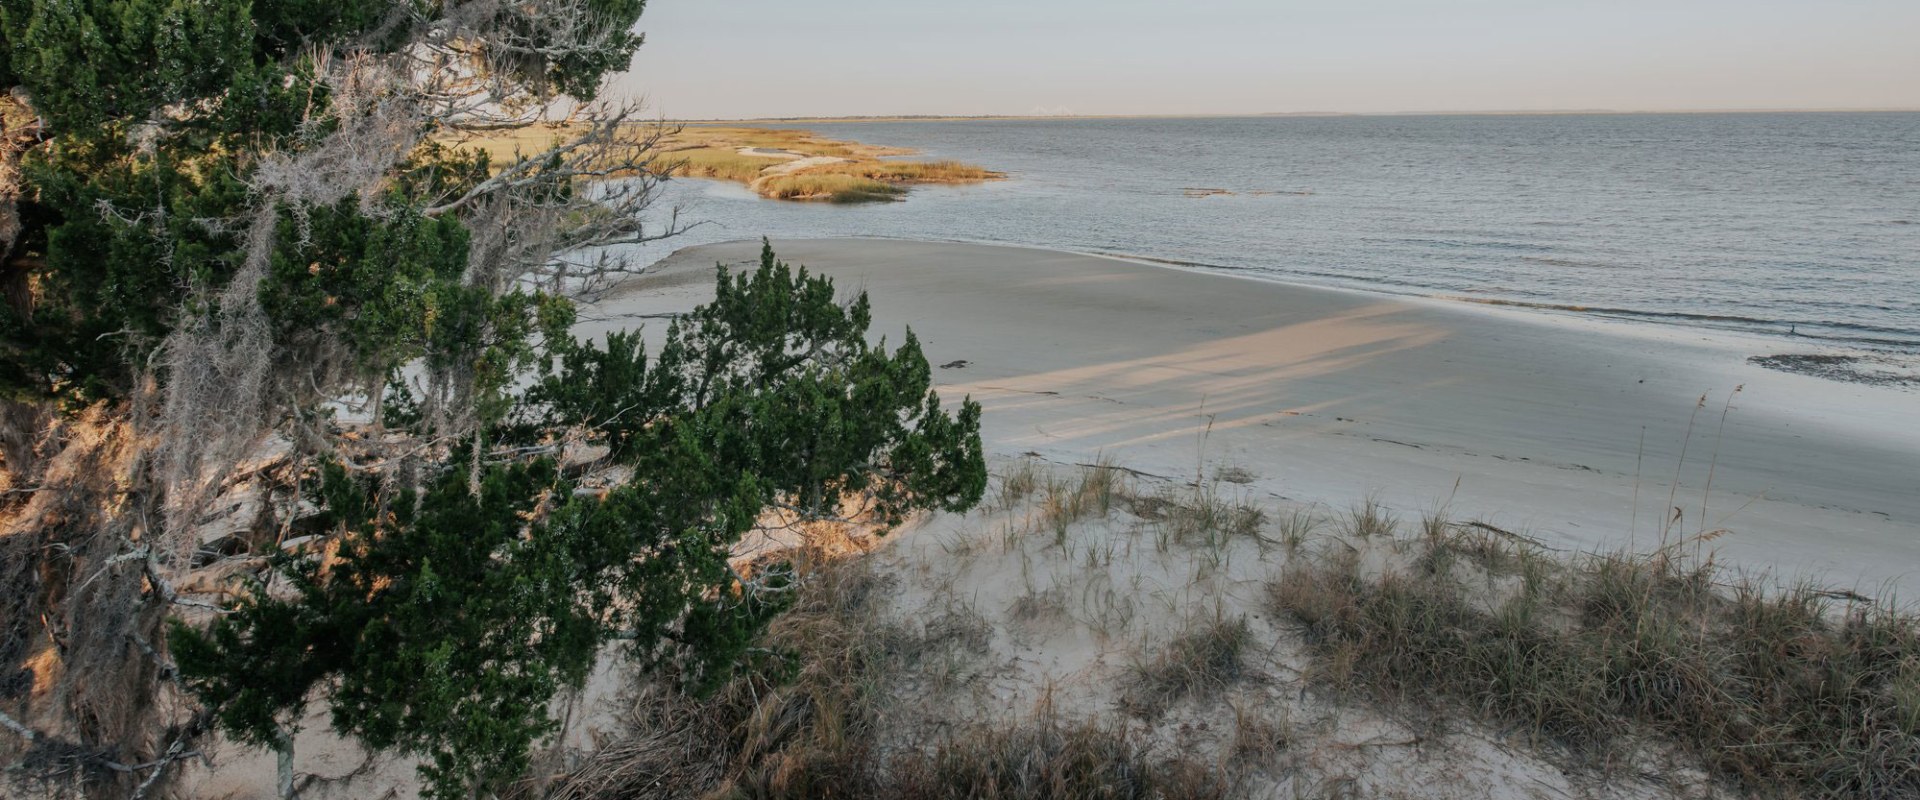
[1120, 612, 1253, 718]
[533, 558, 1229, 800]
[883, 718, 1233, 800]
[528, 454, 1920, 799]
[1270, 529, 1920, 799]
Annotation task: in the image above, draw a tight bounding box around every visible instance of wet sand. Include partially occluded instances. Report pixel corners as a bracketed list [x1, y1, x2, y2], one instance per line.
[594, 238, 1920, 593]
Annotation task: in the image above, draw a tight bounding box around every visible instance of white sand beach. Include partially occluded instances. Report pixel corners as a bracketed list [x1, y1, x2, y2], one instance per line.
[592, 237, 1920, 594]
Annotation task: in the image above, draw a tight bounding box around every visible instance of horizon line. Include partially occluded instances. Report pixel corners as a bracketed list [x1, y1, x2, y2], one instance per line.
[661, 107, 1920, 124]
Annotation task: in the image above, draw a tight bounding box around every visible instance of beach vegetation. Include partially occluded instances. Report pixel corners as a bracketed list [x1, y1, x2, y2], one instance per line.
[1120, 611, 1254, 717]
[502, 449, 1920, 800]
[530, 558, 1233, 800]
[0, 1, 711, 796]
[1270, 528, 1920, 798]
[167, 242, 987, 798]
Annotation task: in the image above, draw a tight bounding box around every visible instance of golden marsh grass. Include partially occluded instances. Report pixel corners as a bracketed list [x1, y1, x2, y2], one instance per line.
[454, 123, 1000, 202]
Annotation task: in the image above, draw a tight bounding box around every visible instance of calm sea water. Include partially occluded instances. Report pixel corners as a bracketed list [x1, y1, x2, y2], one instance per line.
[615, 113, 1920, 351]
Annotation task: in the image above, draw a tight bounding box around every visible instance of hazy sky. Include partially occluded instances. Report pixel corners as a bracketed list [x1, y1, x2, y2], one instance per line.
[610, 0, 1920, 119]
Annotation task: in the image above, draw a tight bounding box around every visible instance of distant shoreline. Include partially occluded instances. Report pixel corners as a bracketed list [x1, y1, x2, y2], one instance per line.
[674, 108, 1920, 125]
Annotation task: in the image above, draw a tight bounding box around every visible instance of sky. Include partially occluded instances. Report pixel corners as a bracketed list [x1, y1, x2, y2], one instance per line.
[609, 0, 1920, 119]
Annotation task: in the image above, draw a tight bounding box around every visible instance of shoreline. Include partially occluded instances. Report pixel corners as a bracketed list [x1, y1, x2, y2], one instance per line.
[758, 231, 1920, 367]
[590, 237, 1920, 593]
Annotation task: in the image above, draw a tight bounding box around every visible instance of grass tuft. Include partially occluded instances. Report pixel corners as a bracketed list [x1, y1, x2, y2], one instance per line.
[1120, 612, 1254, 717]
[1269, 539, 1920, 798]
[996, 458, 1042, 511]
[886, 716, 1233, 800]
[1037, 459, 1125, 541]
[1345, 497, 1397, 538]
[1126, 481, 1266, 553]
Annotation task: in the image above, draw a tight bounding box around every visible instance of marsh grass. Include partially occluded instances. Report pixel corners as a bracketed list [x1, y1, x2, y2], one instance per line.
[802, 159, 1001, 184]
[461, 124, 998, 201]
[669, 146, 787, 182]
[671, 126, 866, 159]
[671, 126, 996, 201]
[1269, 532, 1920, 798]
[756, 173, 904, 203]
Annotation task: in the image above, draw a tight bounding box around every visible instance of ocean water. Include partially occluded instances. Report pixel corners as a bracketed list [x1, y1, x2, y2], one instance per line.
[613, 113, 1920, 351]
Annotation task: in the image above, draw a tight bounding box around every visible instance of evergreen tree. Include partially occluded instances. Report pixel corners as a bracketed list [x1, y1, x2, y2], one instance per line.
[0, 2, 985, 797]
[173, 243, 985, 798]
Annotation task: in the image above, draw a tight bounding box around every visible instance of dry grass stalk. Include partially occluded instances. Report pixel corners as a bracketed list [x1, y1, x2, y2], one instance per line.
[1269, 523, 1920, 798]
[1120, 612, 1254, 718]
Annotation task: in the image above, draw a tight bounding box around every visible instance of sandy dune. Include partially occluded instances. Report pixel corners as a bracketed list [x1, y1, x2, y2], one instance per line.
[593, 238, 1920, 594]
[179, 237, 1918, 798]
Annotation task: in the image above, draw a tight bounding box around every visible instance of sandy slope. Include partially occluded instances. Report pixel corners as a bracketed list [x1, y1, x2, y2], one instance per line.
[590, 238, 1920, 595]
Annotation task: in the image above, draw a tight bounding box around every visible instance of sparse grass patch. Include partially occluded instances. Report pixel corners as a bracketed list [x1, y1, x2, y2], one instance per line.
[886, 717, 1234, 800]
[997, 458, 1042, 511]
[1214, 465, 1257, 485]
[1120, 612, 1254, 717]
[564, 556, 1231, 799]
[1415, 520, 1539, 582]
[1007, 585, 1071, 627]
[1345, 497, 1397, 538]
[1037, 459, 1126, 540]
[1275, 509, 1321, 551]
[1228, 703, 1292, 767]
[1269, 540, 1920, 798]
[1128, 481, 1267, 553]
[918, 602, 994, 662]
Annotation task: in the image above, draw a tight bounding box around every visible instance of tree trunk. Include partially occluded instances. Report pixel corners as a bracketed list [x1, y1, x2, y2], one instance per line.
[275, 727, 297, 800]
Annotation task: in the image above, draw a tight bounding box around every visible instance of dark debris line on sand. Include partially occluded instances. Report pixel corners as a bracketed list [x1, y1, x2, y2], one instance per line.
[1747, 353, 1920, 387]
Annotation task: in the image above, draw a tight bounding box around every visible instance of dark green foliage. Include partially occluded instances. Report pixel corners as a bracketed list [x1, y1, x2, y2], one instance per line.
[173, 454, 760, 797]
[173, 243, 988, 799]
[0, 0, 649, 405]
[7, 2, 986, 796]
[532, 242, 987, 523]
